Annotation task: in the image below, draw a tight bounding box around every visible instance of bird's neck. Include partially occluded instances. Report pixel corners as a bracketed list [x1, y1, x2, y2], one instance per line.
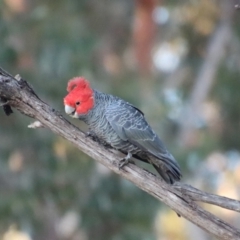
[80, 90, 109, 124]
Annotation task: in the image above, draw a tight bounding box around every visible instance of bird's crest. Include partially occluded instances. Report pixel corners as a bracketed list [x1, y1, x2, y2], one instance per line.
[66, 77, 93, 101]
[67, 77, 90, 92]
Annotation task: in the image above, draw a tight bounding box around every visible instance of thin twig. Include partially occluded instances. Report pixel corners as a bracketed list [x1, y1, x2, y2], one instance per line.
[174, 183, 240, 212]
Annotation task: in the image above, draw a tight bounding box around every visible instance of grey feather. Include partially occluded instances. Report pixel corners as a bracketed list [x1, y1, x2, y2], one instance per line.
[105, 101, 181, 183]
[78, 90, 181, 184]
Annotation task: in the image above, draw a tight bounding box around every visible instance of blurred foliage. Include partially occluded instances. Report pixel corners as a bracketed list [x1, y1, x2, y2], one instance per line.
[0, 0, 240, 240]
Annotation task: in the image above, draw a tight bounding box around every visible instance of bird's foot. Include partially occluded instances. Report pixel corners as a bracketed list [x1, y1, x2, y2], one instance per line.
[85, 130, 100, 142]
[118, 152, 133, 169]
[85, 130, 95, 138]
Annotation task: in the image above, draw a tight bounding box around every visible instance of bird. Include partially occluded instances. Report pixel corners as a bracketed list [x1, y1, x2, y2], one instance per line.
[63, 77, 181, 184]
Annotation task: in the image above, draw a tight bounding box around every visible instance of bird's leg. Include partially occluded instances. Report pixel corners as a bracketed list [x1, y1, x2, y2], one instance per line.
[86, 129, 101, 142]
[85, 129, 95, 138]
[118, 152, 133, 169]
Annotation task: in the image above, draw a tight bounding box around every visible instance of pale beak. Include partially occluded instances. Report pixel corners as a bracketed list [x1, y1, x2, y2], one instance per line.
[65, 105, 76, 115]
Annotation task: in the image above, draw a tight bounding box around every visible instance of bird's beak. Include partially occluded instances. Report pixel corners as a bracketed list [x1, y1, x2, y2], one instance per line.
[65, 105, 76, 115]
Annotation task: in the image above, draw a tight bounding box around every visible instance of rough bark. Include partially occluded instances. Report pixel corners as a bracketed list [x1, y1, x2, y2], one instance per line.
[0, 68, 240, 240]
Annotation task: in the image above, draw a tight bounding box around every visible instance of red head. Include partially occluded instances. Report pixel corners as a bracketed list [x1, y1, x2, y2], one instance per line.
[64, 77, 94, 117]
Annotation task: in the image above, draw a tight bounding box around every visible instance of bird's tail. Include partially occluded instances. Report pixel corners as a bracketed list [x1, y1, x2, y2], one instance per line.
[150, 154, 181, 184]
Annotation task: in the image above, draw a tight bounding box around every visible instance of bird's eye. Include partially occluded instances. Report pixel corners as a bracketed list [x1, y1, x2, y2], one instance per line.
[76, 101, 80, 106]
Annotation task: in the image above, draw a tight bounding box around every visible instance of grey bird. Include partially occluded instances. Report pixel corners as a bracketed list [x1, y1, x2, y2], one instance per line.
[63, 77, 181, 184]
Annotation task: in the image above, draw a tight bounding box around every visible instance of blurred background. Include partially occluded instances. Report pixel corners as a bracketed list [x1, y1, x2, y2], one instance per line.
[0, 0, 240, 239]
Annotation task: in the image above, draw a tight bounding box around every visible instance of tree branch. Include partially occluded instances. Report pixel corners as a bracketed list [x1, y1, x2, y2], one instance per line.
[0, 68, 240, 240]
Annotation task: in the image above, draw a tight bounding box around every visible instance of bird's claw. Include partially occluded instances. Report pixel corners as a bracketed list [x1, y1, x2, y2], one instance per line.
[85, 131, 99, 141]
[118, 152, 133, 169]
[118, 158, 130, 169]
[85, 130, 94, 137]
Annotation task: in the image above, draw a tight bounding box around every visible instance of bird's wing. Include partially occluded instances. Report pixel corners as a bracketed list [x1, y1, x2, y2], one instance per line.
[105, 101, 169, 158]
[106, 101, 181, 183]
